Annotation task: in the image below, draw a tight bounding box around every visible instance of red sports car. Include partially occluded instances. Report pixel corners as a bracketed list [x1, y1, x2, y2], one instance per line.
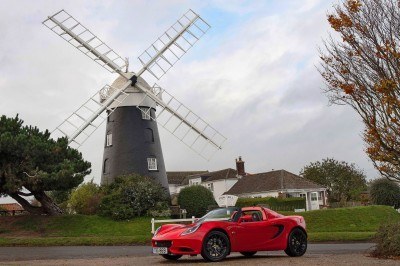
[152, 206, 307, 262]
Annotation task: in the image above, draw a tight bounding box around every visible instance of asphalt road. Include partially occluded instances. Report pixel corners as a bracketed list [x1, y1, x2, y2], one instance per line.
[0, 243, 375, 262]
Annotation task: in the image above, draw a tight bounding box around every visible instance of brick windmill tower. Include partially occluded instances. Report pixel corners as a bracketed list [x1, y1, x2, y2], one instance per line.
[43, 9, 226, 192]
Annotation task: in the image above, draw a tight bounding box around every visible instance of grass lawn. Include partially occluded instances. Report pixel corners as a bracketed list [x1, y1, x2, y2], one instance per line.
[0, 205, 399, 246]
[284, 205, 400, 242]
[0, 215, 152, 246]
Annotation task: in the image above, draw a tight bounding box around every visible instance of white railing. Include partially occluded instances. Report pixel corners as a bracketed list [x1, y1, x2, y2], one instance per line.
[151, 217, 229, 234]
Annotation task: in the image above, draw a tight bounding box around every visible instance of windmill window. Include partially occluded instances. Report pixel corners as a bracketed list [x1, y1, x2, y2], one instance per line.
[145, 128, 154, 143]
[141, 107, 151, 120]
[107, 111, 114, 122]
[103, 159, 110, 174]
[106, 133, 112, 147]
[147, 157, 157, 171]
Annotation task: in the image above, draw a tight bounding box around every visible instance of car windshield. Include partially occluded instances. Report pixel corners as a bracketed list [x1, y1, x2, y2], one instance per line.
[196, 207, 238, 223]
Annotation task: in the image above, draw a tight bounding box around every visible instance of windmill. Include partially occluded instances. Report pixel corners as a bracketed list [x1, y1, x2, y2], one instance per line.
[43, 9, 226, 192]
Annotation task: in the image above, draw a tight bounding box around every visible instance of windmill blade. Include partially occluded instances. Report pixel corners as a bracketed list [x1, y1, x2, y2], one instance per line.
[43, 10, 127, 74]
[53, 84, 129, 148]
[137, 9, 210, 80]
[136, 83, 226, 160]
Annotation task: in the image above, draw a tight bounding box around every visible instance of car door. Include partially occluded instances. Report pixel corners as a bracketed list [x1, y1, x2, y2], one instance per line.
[232, 213, 281, 251]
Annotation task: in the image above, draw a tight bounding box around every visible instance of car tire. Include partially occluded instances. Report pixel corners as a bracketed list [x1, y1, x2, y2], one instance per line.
[201, 230, 230, 262]
[284, 228, 307, 257]
[161, 254, 182, 260]
[240, 251, 257, 257]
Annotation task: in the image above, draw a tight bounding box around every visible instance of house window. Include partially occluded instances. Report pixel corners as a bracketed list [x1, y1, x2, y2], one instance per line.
[311, 193, 318, 201]
[147, 157, 157, 171]
[300, 193, 306, 198]
[106, 133, 112, 147]
[207, 183, 214, 192]
[103, 159, 110, 174]
[141, 107, 151, 120]
[190, 180, 199, 186]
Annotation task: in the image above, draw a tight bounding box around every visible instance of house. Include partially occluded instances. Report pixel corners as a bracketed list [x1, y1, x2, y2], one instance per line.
[167, 169, 240, 199]
[167, 171, 209, 195]
[166, 157, 327, 211]
[0, 203, 25, 216]
[166, 157, 247, 198]
[224, 170, 327, 211]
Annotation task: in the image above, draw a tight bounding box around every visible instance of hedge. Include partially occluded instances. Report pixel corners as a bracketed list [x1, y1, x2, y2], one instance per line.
[235, 197, 306, 211]
[178, 185, 217, 217]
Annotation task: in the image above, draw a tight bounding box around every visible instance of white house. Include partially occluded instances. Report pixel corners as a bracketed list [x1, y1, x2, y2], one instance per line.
[167, 168, 240, 199]
[167, 171, 209, 195]
[166, 157, 328, 211]
[224, 170, 327, 211]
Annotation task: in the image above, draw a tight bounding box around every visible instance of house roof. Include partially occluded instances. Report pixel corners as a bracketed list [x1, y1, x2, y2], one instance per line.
[203, 168, 238, 182]
[0, 203, 24, 211]
[167, 171, 208, 185]
[225, 169, 325, 195]
[186, 168, 238, 183]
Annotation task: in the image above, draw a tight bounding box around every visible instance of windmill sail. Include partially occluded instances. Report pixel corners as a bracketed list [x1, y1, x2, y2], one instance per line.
[43, 10, 127, 74]
[136, 83, 226, 160]
[44, 9, 225, 158]
[137, 9, 210, 80]
[52, 85, 128, 148]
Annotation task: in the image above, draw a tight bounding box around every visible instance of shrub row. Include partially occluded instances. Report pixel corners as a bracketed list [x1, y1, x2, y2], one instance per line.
[372, 221, 400, 258]
[235, 197, 306, 211]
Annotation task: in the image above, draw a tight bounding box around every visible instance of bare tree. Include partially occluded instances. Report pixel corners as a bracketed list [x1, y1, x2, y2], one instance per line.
[319, 0, 400, 181]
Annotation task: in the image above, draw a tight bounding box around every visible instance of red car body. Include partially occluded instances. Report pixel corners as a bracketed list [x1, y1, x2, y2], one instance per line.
[152, 207, 307, 262]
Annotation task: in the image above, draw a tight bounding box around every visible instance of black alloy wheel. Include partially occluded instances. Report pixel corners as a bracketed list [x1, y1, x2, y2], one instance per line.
[284, 228, 307, 257]
[201, 231, 230, 262]
[161, 254, 182, 260]
[240, 251, 257, 257]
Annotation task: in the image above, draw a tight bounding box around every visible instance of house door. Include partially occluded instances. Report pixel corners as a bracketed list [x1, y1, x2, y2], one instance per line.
[310, 192, 319, 210]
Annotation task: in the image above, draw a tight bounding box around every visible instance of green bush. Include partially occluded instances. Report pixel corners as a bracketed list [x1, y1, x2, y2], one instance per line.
[98, 174, 169, 220]
[372, 221, 400, 258]
[370, 178, 400, 208]
[147, 202, 171, 217]
[68, 180, 103, 215]
[178, 185, 216, 217]
[235, 197, 306, 211]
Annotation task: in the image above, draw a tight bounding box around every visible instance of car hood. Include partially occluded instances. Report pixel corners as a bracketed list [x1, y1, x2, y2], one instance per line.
[156, 223, 190, 237]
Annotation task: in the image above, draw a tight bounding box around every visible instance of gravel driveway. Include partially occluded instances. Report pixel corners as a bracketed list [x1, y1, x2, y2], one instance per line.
[0, 243, 398, 266]
[1, 253, 398, 266]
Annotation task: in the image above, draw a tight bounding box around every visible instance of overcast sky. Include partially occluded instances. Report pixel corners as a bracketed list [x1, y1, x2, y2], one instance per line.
[0, 0, 379, 194]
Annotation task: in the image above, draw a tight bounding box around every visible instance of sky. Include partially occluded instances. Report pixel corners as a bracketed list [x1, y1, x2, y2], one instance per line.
[0, 0, 380, 200]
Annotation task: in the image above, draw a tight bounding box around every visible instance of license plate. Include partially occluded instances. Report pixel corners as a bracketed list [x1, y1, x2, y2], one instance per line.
[153, 247, 168, 254]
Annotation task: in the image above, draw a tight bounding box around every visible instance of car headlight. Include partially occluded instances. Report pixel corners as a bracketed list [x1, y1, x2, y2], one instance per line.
[154, 226, 162, 236]
[181, 223, 201, 236]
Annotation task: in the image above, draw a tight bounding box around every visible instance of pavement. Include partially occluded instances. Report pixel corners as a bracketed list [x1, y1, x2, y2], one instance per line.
[0, 243, 375, 262]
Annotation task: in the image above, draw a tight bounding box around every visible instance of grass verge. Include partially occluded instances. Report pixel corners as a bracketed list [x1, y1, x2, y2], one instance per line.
[0, 205, 399, 246]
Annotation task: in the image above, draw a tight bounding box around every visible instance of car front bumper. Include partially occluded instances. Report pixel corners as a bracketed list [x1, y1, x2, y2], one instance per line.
[152, 237, 202, 255]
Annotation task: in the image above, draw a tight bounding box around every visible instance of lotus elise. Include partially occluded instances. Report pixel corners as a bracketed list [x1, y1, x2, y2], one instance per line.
[152, 206, 307, 262]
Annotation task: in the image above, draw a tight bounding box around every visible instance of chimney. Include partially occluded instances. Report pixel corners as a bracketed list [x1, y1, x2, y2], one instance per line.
[235, 156, 246, 177]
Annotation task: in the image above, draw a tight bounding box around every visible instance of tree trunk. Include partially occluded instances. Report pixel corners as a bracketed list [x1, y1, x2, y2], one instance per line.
[34, 191, 63, 215]
[10, 193, 45, 215]
[10, 191, 63, 216]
